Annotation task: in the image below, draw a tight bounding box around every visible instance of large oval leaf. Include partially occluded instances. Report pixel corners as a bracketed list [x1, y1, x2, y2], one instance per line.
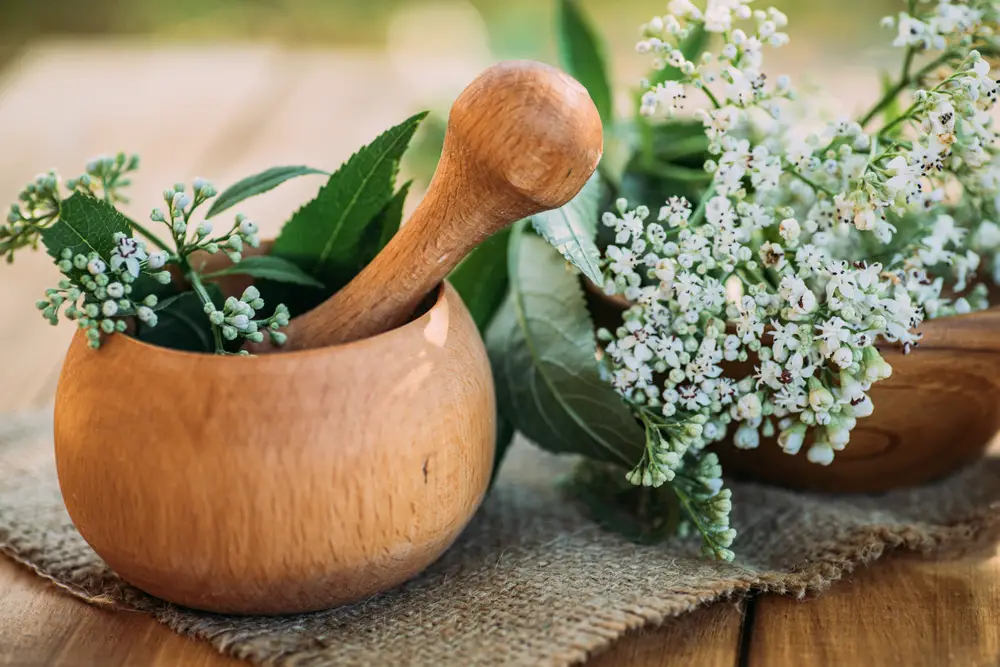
[486, 228, 644, 466]
[530, 173, 605, 287]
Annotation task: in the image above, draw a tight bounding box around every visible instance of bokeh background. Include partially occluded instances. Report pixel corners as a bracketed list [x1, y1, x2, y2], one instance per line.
[2, 0, 905, 70]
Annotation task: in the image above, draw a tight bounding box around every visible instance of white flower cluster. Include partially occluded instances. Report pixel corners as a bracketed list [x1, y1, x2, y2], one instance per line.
[205, 286, 291, 350]
[600, 0, 1000, 512]
[38, 242, 162, 350]
[150, 179, 260, 264]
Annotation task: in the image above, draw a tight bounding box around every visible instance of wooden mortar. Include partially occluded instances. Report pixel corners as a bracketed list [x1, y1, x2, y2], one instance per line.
[54, 283, 494, 614]
[52, 60, 603, 614]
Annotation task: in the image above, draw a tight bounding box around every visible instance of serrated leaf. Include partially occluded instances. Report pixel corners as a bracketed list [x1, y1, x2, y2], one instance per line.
[203, 255, 325, 288]
[270, 112, 427, 292]
[40, 193, 131, 261]
[137, 286, 222, 354]
[649, 23, 708, 87]
[448, 226, 512, 333]
[364, 181, 410, 262]
[262, 181, 414, 317]
[530, 172, 605, 286]
[557, 0, 614, 122]
[486, 228, 644, 466]
[206, 165, 327, 219]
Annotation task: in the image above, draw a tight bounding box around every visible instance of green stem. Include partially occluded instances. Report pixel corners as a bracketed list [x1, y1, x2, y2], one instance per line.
[700, 84, 723, 110]
[127, 220, 172, 252]
[184, 261, 225, 354]
[785, 165, 836, 197]
[860, 50, 958, 130]
[688, 183, 717, 227]
[861, 46, 917, 128]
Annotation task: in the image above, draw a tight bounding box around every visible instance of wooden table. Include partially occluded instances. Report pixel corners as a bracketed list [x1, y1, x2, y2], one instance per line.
[1, 41, 999, 667]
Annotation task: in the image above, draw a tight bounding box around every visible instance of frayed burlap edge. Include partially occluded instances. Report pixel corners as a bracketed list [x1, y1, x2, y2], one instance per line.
[3, 407, 1000, 667]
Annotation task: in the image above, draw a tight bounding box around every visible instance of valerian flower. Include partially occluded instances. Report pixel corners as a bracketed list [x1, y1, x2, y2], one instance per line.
[594, 0, 1000, 561]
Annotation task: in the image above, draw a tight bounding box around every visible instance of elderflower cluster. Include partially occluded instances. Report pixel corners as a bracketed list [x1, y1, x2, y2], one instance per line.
[37, 237, 164, 349]
[150, 180, 261, 264]
[204, 286, 290, 350]
[597, 0, 1000, 553]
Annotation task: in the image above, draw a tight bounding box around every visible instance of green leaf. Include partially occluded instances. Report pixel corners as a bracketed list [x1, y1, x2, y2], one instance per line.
[364, 181, 410, 262]
[40, 193, 131, 261]
[136, 287, 222, 354]
[530, 172, 605, 286]
[490, 415, 517, 490]
[203, 255, 325, 288]
[448, 226, 512, 333]
[486, 228, 645, 466]
[649, 23, 708, 88]
[557, 0, 614, 122]
[206, 165, 328, 219]
[271, 112, 427, 294]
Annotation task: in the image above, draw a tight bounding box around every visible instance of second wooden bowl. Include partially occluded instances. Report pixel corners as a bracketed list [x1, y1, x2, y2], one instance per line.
[718, 307, 1000, 493]
[53, 282, 495, 615]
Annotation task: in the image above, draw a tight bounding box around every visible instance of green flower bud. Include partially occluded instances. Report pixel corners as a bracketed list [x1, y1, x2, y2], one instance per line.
[115, 320, 128, 332]
[143, 295, 158, 307]
[101, 319, 116, 334]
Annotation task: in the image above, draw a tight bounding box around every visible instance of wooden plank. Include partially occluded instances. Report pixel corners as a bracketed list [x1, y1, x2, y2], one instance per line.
[747, 549, 1000, 666]
[0, 560, 241, 667]
[589, 603, 745, 667]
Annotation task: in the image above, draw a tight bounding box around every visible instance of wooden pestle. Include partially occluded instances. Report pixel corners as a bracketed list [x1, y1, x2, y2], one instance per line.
[273, 60, 604, 351]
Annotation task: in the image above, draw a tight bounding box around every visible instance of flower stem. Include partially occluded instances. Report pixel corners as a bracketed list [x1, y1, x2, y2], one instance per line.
[127, 220, 172, 252]
[689, 183, 717, 227]
[785, 165, 836, 197]
[860, 50, 957, 129]
[184, 260, 225, 354]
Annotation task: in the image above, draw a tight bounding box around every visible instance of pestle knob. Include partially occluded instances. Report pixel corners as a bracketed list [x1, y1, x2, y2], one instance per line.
[273, 60, 604, 351]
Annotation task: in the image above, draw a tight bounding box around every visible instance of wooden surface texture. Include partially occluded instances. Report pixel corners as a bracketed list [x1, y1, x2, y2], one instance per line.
[0, 41, 998, 666]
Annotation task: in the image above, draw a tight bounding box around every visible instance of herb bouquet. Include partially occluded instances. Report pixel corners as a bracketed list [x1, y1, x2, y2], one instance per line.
[444, 0, 1000, 562]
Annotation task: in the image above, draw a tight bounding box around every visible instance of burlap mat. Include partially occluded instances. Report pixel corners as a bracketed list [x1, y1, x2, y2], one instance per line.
[2, 410, 1000, 666]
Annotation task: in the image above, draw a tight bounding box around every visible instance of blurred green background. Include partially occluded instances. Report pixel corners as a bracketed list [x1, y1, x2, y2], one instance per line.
[1, 0, 905, 66]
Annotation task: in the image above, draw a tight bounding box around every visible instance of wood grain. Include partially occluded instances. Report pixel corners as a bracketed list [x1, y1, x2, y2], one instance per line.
[589, 603, 746, 667]
[279, 60, 603, 350]
[54, 283, 495, 614]
[748, 549, 1000, 667]
[719, 311, 1000, 493]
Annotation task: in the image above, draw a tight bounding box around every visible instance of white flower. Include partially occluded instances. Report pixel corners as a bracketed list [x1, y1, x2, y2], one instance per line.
[101, 300, 118, 317]
[831, 347, 854, 369]
[239, 219, 259, 236]
[147, 252, 168, 270]
[109, 233, 148, 278]
[86, 258, 106, 275]
[735, 393, 762, 420]
[778, 218, 800, 243]
[733, 425, 760, 449]
[815, 317, 851, 358]
[807, 442, 835, 466]
[778, 426, 805, 454]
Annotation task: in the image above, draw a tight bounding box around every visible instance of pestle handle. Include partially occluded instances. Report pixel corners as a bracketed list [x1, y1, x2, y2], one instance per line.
[276, 60, 603, 351]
